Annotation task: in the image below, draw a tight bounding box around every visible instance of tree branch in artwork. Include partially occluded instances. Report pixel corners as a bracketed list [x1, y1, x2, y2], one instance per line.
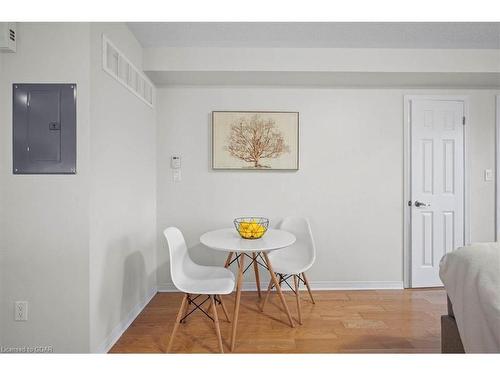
[226, 115, 290, 168]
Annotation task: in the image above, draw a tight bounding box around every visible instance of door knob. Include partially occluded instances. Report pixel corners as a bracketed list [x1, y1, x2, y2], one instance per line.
[414, 201, 430, 208]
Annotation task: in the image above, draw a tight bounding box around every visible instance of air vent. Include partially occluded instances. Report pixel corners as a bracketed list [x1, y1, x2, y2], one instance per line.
[102, 34, 155, 107]
[0, 22, 17, 52]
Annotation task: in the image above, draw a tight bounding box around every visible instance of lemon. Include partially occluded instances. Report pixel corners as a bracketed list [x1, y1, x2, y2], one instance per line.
[238, 221, 253, 238]
[238, 220, 266, 238]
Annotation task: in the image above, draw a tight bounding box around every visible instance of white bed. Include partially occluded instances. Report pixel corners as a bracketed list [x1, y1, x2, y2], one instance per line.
[439, 242, 500, 353]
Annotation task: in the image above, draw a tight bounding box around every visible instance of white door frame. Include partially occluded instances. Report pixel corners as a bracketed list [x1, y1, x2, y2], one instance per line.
[496, 95, 500, 241]
[403, 95, 471, 288]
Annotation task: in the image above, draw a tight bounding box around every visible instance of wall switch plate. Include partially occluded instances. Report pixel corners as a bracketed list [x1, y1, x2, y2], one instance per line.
[14, 301, 28, 321]
[485, 169, 493, 181]
[173, 169, 182, 183]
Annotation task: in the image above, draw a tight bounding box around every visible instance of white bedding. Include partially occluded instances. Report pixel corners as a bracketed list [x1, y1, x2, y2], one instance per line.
[439, 242, 500, 353]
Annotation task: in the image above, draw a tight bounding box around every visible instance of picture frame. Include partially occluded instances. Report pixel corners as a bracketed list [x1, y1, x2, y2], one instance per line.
[212, 111, 299, 170]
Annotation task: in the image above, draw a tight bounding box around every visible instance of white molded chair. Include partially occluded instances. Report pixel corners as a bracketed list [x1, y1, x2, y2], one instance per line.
[164, 227, 235, 353]
[261, 217, 316, 324]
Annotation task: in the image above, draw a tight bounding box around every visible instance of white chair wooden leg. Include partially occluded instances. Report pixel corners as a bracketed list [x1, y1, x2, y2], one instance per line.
[166, 294, 188, 353]
[302, 272, 315, 304]
[182, 293, 190, 323]
[218, 295, 231, 322]
[260, 279, 274, 312]
[206, 298, 212, 314]
[210, 295, 224, 353]
[293, 275, 302, 324]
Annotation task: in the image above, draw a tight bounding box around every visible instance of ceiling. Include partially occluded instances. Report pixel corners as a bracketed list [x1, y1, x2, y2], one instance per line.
[128, 22, 500, 49]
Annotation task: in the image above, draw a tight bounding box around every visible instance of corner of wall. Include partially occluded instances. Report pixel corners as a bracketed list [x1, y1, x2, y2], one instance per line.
[88, 22, 158, 353]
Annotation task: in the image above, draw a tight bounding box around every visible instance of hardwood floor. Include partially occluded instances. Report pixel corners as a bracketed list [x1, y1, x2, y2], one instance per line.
[109, 288, 446, 353]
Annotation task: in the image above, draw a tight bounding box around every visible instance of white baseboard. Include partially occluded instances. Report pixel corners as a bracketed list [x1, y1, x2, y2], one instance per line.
[308, 281, 404, 290]
[95, 286, 158, 353]
[157, 280, 404, 292]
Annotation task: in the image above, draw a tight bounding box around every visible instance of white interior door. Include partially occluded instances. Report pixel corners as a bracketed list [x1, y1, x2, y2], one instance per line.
[410, 99, 465, 287]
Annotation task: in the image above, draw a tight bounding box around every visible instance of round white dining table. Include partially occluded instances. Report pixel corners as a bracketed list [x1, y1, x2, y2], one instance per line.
[200, 228, 296, 253]
[200, 228, 296, 351]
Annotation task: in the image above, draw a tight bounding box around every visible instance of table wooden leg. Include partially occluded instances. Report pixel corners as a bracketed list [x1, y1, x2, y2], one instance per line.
[252, 252, 261, 298]
[224, 252, 234, 268]
[230, 254, 245, 351]
[262, 253, 295, 328]
[293, 275, 302, 325]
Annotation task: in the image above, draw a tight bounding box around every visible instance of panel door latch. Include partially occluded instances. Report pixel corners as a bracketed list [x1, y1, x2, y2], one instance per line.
[49, 122, 61, 130]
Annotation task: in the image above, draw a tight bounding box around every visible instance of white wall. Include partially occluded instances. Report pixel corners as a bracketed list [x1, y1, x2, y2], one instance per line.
[0, 23, 91, 352]
[0, 22, 157, 353]
[469, 93, 498, 241]
[0, 47, 4, 347]
[156, 87, 497, 290]
[88, 23, 157, 352]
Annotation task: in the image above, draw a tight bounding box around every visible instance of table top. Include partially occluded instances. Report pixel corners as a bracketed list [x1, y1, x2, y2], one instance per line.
[200, 228, 296, 253]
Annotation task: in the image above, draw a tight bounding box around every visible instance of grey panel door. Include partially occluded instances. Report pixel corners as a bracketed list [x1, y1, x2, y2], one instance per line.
[13, 83, 76, 174]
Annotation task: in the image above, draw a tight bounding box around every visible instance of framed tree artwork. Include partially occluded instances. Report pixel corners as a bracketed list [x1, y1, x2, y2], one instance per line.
[212, 111, 299, 170]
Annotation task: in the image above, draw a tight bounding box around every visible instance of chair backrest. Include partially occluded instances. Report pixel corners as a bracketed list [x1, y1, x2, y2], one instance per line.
[278, 216, 316, 266]
[163, 227, 197, 290]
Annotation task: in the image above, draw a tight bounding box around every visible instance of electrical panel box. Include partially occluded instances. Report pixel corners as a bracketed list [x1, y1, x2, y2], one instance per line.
[13, 84, 77, 174]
